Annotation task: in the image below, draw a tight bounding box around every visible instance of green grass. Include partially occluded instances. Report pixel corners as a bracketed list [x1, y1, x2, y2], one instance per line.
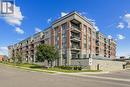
[47, 68, 101, 73]
[0, 62, 101, 73]
[1, 62, 38, 67]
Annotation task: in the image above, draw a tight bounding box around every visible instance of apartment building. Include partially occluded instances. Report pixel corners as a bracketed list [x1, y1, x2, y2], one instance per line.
[0, 55, 4, 61]
[96, 32, 116, 58]
[0, 55, 8, 62]
[8, 11, 116, 66]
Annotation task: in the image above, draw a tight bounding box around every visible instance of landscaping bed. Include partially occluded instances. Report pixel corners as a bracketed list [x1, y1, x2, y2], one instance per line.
[0, 62, 101, 73]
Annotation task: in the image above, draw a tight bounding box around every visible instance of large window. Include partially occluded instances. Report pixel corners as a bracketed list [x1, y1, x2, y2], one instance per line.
[62, 23, 67, 49]
[62, 23, 67, 30]
[54, 27, 59, 49]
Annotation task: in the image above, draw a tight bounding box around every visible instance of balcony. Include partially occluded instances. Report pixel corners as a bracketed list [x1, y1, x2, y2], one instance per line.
[71, 36, 80, 42]
[28, 40, 34, 45]
[30, 50, 34, 54]
[96, 47, 99, 54]
[71, 26, 81, 33]
[29, 44, 34, 50]
[71, 45, 80, 51]
[71, 53, 80, 59]
[25, 51, 29, 55]
[25, 46, 29, 50]
[96, 42, 100, 46]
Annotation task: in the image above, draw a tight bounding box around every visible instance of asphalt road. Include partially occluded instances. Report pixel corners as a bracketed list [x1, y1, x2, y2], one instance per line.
[91, 69, 130, 79]
[0, 64, 130, 87]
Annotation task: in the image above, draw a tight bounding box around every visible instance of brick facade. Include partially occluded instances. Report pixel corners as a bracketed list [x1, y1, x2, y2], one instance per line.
[8, 11, 116, 65]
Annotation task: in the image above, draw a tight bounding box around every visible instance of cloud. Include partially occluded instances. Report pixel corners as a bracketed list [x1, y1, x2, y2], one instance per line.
[124, 13, 130, 28]
[85, 18, 99, 31]
[0, 3, 24, 26]
[79, 11, 86, 15]
[93, 25, 99, 31]
[91, 20, 99, 31]
[47, 18, 51, 23]
[0, 47, 8, 55]
[117, 22, 124, 29]
[35, 27, 42, 33]
[117, 34, 125, 40]
[61, 12, 68, 17]
[17, 38, 24, 41]
[15, 27, 24, 34]
[0, 2, 24, 35]
[107, 35, 113, 39]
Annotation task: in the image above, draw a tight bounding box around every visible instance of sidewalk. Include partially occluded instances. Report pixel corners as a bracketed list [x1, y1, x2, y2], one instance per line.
[56, 71, 109, 75]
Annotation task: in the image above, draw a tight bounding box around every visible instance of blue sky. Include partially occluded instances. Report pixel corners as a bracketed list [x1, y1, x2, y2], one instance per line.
[0, 0, 130, 57]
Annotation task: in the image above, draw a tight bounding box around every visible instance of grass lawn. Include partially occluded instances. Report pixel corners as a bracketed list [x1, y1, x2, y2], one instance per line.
[47, 68, 101, 73]
[0, 62, 101, 73]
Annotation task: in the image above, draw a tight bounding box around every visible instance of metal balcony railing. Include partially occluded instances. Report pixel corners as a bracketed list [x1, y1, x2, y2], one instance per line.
[71, 45, 80, 50]
[71, 26, 81, 32]
[71, 36, 80, 41]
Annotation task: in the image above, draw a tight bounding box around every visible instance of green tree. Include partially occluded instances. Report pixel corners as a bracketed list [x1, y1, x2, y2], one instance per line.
[14, 51, 22, 64]
[11, 57, 16, 63]
[36, 44, 59, 67]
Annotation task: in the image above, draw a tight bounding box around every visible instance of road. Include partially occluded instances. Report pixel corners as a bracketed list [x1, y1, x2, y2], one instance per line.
[0, 64, 130, 87]
[90, 69, 130, 79]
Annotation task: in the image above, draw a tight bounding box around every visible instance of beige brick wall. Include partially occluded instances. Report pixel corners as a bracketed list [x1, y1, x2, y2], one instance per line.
[91, 59, 125, 71]
[71, 58, 125, 71]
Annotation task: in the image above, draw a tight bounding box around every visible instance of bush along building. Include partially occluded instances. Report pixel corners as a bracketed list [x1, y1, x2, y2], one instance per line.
[8, 12, 123, 71]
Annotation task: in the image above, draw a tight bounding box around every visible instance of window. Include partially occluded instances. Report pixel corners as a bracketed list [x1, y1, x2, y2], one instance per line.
[89, 54, 91, 58]
[63, 54, 66, 59]
[84, 43, 87, 48]
[83, 54, 87, 58]
[62, 23, 67, 30]
[84, 25, 87, 35]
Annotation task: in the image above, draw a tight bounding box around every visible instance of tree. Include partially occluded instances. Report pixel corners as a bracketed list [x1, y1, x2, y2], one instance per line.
[16, 52, 22, 64]
[12, 51, 22, 64]
[11, 57, 16, 63]
[36, 44, 59, 67]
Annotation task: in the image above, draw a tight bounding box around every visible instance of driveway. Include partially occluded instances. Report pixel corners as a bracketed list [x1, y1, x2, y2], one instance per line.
[0, 64, 130, 87]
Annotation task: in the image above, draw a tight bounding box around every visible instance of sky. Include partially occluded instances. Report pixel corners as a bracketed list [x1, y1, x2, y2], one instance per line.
[0, 0, 130, 57]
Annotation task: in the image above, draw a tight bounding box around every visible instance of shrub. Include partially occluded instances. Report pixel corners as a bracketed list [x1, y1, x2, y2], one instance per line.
[30, 65, 43, 68]
[55, 66, 82, 70]
[74, 66, 78, 70]
[74, 66, 82, 70]
[78, 66, 82, 70]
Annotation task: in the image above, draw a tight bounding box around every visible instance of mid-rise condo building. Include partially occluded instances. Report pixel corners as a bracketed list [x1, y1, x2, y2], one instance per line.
[8, 11, 116, 66]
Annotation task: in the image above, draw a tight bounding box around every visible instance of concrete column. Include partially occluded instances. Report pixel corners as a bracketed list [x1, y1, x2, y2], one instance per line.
[66, 49, 71, 65]
[80, 23, 84, 58]
[90, 28, 93, 57]
[59, 49, 62, 66]
[28, 51, 31, 63]
[58, 26, 62, 66]
[33, 50, 36, 63]
[86, 26, 89, 58]
[66, 21, 71, 65]
[51, 29, 55, 46]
